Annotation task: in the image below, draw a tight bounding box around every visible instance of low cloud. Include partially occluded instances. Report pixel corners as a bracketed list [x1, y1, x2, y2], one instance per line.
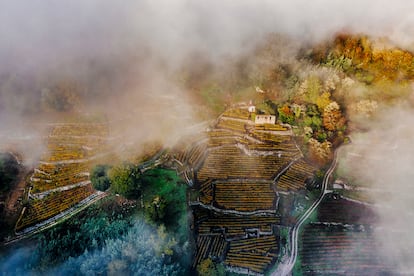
[1, 1, 414, 161]
[339, 105, 414, 273]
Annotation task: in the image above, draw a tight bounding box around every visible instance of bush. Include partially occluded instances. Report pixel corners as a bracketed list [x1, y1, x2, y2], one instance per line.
[197, 258, 226, 276]
[278, 104, 295, 125]
[109, 163, 141, 199]
[90, 165, 111, 191]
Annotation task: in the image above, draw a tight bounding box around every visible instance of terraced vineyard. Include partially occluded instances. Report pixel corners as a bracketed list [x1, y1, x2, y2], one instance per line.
[214, 180, 276, 211]
[193, 209, 280, 274]
[222, 107, 251, 120]
[225, 235, 278, 273]
[193, 234, 227, 267]
[195, 211, 279, 237]
[15, 123, 109, 234]
[298, 195, 387, 275]
[300, 224, 392, 275]
[16, 185, 94, 231]
[31, 162, 90, 193]
[276, 159, 316, 193]
[182, 105, 318, 275]
[317, 194, 378, 225]
[196, 145, 294, 181]
[216, 117, 248, 133]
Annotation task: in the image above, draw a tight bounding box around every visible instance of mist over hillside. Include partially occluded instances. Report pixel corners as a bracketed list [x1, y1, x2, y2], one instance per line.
[2, 0, 414, 122]
[338, 107, 414, 274]
[1, 1, 414, 274]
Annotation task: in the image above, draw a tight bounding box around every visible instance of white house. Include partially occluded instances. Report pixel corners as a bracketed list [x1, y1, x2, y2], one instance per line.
[255, 115, 276, 124]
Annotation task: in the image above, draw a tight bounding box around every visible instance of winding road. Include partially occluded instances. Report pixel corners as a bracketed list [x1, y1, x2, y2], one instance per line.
[275, 148, 339, 276]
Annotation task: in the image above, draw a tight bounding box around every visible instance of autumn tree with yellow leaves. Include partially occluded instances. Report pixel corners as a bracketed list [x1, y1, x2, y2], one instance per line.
[322, 101, 346, 131]
[313, 34, 414, 82]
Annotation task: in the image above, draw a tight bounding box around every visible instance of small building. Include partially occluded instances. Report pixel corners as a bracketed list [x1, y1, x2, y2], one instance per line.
[255, 115, 276, 124]
[248, 100, 256, 113]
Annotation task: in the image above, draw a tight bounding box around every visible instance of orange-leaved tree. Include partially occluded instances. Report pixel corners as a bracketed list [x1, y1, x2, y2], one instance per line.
[322, 101, 345, 131]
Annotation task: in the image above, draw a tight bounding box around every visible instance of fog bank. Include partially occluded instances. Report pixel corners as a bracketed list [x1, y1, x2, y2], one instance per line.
[340, 106, 414, 273]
